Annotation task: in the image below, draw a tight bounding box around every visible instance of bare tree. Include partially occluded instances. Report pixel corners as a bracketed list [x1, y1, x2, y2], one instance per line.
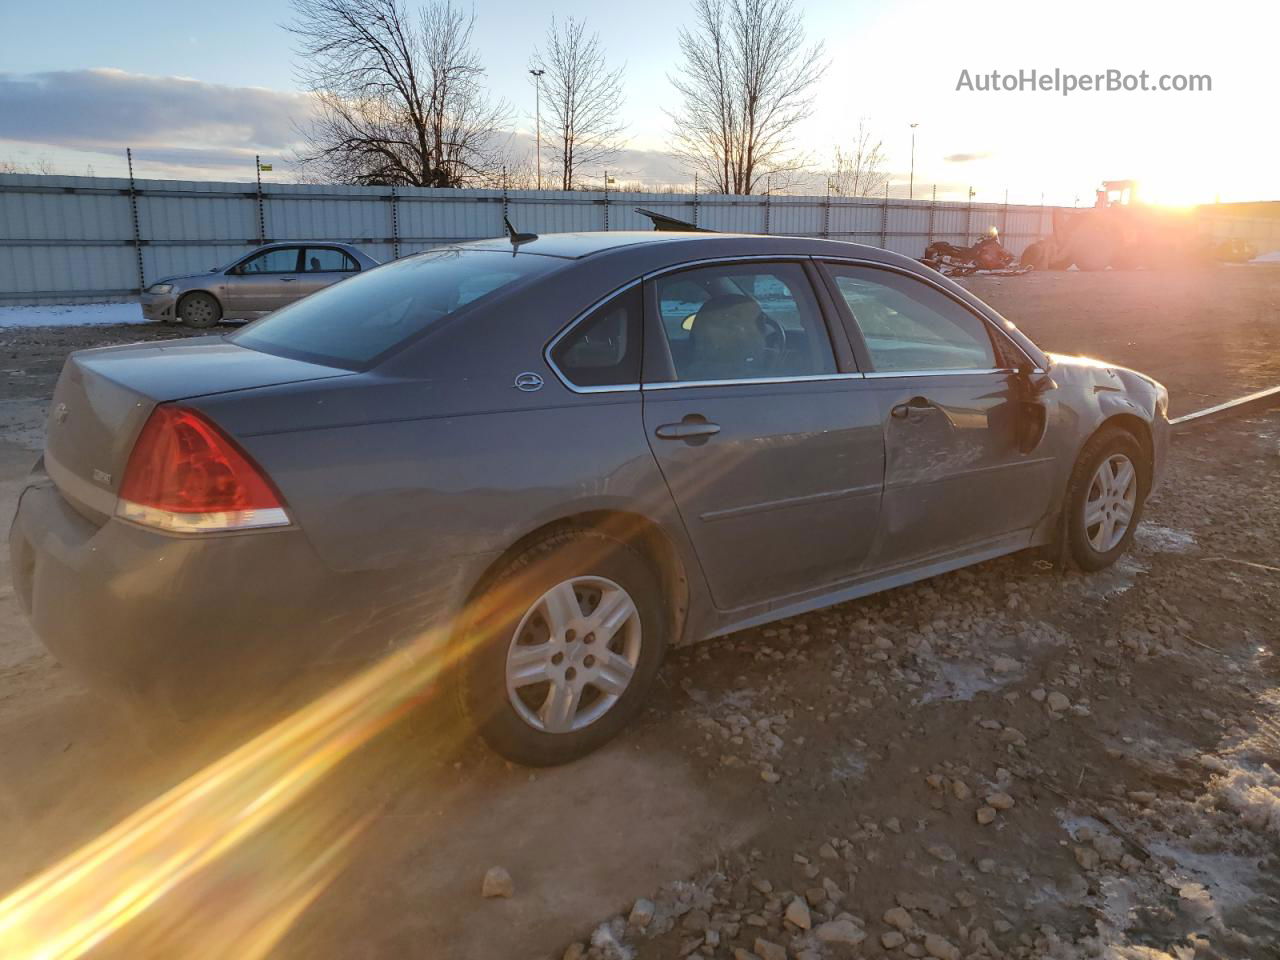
[287, 0, 510, 186]
[830, 119, 889, 198]
[668, 0, 826, 195]
[531, 18, 626, 190]
[0, 157, 57, 175]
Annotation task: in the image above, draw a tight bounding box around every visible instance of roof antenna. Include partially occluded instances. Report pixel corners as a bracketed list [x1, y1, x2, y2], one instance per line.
[504, 215, 538, 254]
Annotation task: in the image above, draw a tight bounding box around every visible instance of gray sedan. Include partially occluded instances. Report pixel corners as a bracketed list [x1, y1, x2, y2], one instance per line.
[10, 232, 1168, 765]
[140, 241, 379, 328]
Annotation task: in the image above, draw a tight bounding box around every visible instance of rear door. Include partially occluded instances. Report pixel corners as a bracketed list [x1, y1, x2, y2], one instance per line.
[223, 247, 303, 315]
[641, 259, 884, 611]
[819, 261, 1056, 568]
[297, 246, 361, 300]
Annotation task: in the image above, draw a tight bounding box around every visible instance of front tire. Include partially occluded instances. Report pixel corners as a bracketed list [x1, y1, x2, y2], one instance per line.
[177, 291, 223, 328]
[1066, 427, 1148, 571]
[457, 530, 667, 766]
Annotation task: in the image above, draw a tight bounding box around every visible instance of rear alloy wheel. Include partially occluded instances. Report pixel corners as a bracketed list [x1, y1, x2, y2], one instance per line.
[177, 291, 223, 329]
[505, 576, 642, 734]
[457, 530, 666, 766]
[1066, 427, 1147, 571]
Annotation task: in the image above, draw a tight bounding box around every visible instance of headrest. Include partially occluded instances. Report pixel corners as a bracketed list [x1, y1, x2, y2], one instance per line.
[688, 294, 765, 374]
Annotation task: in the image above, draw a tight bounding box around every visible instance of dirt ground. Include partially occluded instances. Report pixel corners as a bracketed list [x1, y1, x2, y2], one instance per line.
[1, 267, 1278, 960]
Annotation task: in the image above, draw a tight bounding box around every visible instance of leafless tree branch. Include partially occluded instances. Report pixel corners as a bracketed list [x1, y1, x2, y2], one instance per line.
[831, 118, 889, 198]
[531, 17, 627, 191]
[287, 0, 511, 186]
[667, 0, 826, 195]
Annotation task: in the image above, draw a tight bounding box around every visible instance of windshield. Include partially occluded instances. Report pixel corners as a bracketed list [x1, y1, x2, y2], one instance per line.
[230, 248, 557, 368]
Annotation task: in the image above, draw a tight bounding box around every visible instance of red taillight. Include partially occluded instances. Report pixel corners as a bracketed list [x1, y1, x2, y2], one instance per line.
[116, 406, 288, 532]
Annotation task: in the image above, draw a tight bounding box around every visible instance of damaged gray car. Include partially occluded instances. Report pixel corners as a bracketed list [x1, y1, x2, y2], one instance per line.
[10, 232, 1168, 765]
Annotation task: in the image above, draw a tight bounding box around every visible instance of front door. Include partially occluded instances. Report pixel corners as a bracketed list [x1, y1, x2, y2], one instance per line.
[820, 262, 1056, 568]
[223, 246, 302, 315]
[642, 260, 884, 611]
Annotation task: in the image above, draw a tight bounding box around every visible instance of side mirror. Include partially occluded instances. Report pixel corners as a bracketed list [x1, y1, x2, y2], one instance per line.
[1013, 364, 1053, 453]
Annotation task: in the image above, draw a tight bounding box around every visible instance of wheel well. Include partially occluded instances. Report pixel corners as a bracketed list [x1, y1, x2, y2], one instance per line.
[1095, 413, 1154, 486]
[177, 289, 221, 312]
[466, 511, 691, 647]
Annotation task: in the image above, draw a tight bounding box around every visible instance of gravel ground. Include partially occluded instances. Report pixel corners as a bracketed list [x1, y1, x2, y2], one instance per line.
[0, 269, 1278, 959]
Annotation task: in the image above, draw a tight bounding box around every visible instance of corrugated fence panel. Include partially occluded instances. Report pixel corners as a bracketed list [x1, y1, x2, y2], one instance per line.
[1, 173, 1275, 302]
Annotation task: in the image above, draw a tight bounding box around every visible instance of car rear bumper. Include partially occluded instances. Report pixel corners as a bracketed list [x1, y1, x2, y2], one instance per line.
[139, 291, 178, 322]
[9, 476, 484, 715]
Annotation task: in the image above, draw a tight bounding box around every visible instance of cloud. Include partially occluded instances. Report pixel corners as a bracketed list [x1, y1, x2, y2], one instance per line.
[943, 152, 992, 163]
[0, 69, 310, 171]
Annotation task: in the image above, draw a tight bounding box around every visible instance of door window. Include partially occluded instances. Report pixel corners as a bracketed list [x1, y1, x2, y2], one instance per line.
[550, 286, 641, 388]
[303, 247, 359, 273]
[653, 262, 835, 382]
[236, 248, 300, 274]
[825, 265, 997, 372]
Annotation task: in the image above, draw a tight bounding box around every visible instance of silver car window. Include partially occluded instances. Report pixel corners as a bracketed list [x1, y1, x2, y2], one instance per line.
[550, 286, 641, 388]
[231, 248, 557, 369]
[303, 247, 358, 273]
[653, 262, 835, 383]
[827, 266, 997, 372]
[236, 248, 301, 274]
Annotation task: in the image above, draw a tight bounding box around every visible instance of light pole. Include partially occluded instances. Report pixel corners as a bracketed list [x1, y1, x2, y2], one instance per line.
[909, 123, 918, 200]
[529, 68, 545, 190]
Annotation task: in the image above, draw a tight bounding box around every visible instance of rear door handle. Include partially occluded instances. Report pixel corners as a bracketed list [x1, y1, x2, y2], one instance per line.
[891, 397, 935, 419]
[281, 276, 298, 282]
[655, 420, 721, 440]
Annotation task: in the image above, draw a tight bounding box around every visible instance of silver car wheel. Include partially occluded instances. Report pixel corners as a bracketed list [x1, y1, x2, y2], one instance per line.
[1084, 453, 1137, 552]
[505, 575, 642, 734]
[179, 292, 219, 327]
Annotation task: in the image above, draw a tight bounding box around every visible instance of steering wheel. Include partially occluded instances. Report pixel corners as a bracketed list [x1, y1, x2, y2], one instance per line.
[757, 312, 787, 371]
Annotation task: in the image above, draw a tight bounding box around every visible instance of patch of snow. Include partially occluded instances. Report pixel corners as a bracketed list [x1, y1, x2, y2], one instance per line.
[0, 302, 145, 328]
[917, 659, 1001, 704]
[1207, 760, 1280, 838]
[1146, 840, 1264, 924]
[1083, 555, 1147, 598]
[1135, 524, 1198, 554]
[829, 748, 868, 782]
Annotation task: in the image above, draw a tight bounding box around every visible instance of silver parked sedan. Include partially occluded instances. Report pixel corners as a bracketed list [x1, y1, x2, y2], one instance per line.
[140, 241, 379, 328]
[11, 232, 1168, 766]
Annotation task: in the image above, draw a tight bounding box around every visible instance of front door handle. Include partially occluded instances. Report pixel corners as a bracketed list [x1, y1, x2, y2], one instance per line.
[655, 419, 721, 440]
[281, 276, 298, 282]
[891, 396, 936, 420]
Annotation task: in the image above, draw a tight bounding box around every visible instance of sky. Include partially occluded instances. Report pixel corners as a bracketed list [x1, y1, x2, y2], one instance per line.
[1, 0, 1276, 204]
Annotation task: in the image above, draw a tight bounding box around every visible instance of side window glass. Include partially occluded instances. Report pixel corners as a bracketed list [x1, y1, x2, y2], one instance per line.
[653, 262, 835, 382]
[238, 248, 299, 274]
[826, 266, 996, 372]
[551, 286, 642, 388]
[304, 248, 358, 272]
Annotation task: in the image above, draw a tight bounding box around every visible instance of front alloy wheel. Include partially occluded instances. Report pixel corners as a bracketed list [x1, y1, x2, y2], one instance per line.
[1067, 426, 1148, 571]
[1084, 454, 1137, 553]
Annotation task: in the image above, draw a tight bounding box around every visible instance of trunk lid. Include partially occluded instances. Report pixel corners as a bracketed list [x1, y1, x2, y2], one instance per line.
[44, 338, 352, 520]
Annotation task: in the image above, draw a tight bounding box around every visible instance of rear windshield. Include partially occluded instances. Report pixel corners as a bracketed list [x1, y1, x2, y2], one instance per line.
[231, 248, 557, 368]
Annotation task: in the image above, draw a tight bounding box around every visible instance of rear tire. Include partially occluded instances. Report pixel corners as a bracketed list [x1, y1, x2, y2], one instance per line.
[456, 530, 667, 766]
[177, 291, 223, 329]
[1065, 427, 1148, 572]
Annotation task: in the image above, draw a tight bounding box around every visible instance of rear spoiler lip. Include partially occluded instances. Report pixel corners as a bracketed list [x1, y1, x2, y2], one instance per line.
[634, 207, 715, 233]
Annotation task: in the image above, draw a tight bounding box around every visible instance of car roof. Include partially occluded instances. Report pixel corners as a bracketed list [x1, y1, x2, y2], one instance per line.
[455, 231, 908, 264]
[254, 240, 362, 250]
[458, 231, 717, 259]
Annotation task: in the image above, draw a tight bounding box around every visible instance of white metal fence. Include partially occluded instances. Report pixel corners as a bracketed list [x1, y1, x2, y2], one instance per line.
[1, 173, 1277, 303]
